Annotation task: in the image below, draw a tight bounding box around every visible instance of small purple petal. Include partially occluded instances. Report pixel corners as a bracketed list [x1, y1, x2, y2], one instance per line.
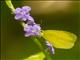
[21, 15, 28, 21]
[14, 14, 22, 20]
[33, 32, 40, 35]
[21, 14, 33, 21]
[33, 24, 41, 31]
[24, 24, 31, 31]
[14, 8, 22, 14]
[22, 6, 31, 13]
[27, 15, 34, 21]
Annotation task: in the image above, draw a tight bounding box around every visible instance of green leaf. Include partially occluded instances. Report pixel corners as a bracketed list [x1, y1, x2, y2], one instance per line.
[23, 52, 45, 60]
[42, 30, 77, 49]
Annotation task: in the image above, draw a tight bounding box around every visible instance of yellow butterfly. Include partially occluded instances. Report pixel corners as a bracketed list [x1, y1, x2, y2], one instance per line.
[42, 30, 77, 49]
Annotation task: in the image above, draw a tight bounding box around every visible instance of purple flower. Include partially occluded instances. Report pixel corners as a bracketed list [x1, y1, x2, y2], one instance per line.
[14, 6, 41, 37]
[14, 6, 33, 21]
[46, 41, 55, 54]
[27, 20, 36, 25]
[24, 24, 41, 37]
[14, 6, 31, 14]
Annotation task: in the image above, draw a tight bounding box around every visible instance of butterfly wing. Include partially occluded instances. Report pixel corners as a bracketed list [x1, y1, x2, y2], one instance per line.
[42, 30, 77, 49]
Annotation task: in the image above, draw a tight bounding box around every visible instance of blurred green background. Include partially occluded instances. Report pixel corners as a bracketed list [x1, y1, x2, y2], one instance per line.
[1, 1, 80, 60]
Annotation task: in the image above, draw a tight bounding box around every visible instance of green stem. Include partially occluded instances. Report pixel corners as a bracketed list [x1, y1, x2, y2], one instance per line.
[5, 0, 15, 12]
[32, 37, 52, 60]
[5, 0, 26, 27]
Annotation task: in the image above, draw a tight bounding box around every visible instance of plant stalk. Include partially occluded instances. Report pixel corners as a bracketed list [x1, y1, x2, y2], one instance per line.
[32, 37, 52, 60]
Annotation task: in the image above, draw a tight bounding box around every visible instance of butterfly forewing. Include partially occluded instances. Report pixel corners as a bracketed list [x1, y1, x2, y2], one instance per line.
[42, 30, 77, 49]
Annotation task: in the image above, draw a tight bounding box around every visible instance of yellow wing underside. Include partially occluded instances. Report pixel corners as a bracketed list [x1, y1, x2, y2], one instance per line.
[42, 30, 77, 49]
